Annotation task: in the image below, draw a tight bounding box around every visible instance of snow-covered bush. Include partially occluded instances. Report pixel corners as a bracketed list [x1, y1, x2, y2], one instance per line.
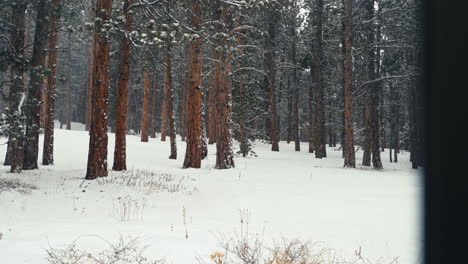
[46, 236, 165, 264]
[265, 240, 333, 264]
[97, 169, 196, 195]
[208, 238, 398, 264]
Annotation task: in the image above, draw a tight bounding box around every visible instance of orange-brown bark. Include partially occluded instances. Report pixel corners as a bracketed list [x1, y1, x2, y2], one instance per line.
[42, 0, 61, 165]
[112, 0, 133, 171]
[183, 0, 203, 169]
[86, 0, 112, 179]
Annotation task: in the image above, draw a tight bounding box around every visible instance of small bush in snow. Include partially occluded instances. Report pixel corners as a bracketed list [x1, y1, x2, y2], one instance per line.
[0, 178, 38, 194]
[112, 195, 147, 222]
[97, 169, 195, 195]
[266, 240, 333, 264]
[46, 236, 165, 264]
[208, 237, 398, 264]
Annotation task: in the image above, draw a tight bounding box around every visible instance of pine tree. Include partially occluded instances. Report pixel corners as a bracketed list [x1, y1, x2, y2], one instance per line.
[311, 0, 327, 158]
[165, 44, 177, 159]
[23, 0, 51, 170]
[141, 70, 151, 142]
[113, 0, 133, 171]
[86, 0, 112, 180]
[7, 1, 28, 173]
[215, 4, 234, 169]
[183, 0, 203, 169]
[42, 0, 62, 165]
[343, 0, 356, 168]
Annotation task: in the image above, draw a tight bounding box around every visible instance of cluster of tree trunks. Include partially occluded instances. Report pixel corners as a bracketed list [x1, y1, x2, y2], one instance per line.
[362, 0, 383, 169]
[2, 0, 425, 177]
[23, 0, 51, 170]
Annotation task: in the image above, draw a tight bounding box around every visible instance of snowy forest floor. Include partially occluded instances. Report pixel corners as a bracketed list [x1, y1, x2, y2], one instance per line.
[0, 123, 422, 264]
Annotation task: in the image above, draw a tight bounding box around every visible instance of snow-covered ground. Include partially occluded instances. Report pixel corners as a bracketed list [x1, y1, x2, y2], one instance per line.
[0, 123, 423, 264]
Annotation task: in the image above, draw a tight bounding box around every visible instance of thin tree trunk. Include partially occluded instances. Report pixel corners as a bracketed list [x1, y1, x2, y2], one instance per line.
[160, 68, 168, 141]
[235, 15, 248, 157]
[208, 73, 216, 144]
[287, 75, 292, 144]
[312, 0, 327, 158]
[183, 0, 203, 169]
[141, 70, 151, 142]
[266, 13, 279, 152]
[343, 0, 356, 168]
[40, 55, 48, 129]
[291, 22, 300, 152]
[308, 78, 314, 153]
[165, 45, 177, 159]
[86, 0, 112, 179]
[112, 0, 133, 171]
[65, 36, 72, 130]
[8, 2, 27, 173]
[85, 1, 96, 132]
[180, 43, 190, 142]
[86, 41, 94, 132]
[42, 0, 61, 165]
[215, 5, 235, 169]
[389, 81, 400, 163]
[23, 0, 51, 170]
[150, 71, 157, 138]
[362, 0, 382, 169]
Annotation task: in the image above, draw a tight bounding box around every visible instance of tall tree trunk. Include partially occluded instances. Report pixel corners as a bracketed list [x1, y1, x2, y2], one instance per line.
[112, 0, 133, 171]
[42, 0, 61, 165]
[86, 0, 112, 179]
[208, 73, 216, 144]
[340, 9, 346, 159]
[65, 36, 72, 130]
[389, 81, 399, 163]
[312, 0, 327, 158]
[287, 75, 292, 144]
[8, 2, 27, 173]
[86, 40, 94, 132]
[362, 0, 382, 169]
[150, 71, 157, 138]
[40, 55, 48, 129]
[180, 43, 190, 142]
[23, 0, 51, 170]
[413, 49, 424, 168]
[235, 15, 249, 157]
[215, 5, 235, 169]
[165, 45, 177, 159]
[160, 69, 168, 142]
[141, 71, 151, 142]
[85, 1, 96, 132]
[408, 48, 424, 169]
[266, 13, 279, 152]
[183, 0, 203, 169]
[308, 78, 314, 153]
[291, 22, 300, 152]
[343, 0, 356, 168]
